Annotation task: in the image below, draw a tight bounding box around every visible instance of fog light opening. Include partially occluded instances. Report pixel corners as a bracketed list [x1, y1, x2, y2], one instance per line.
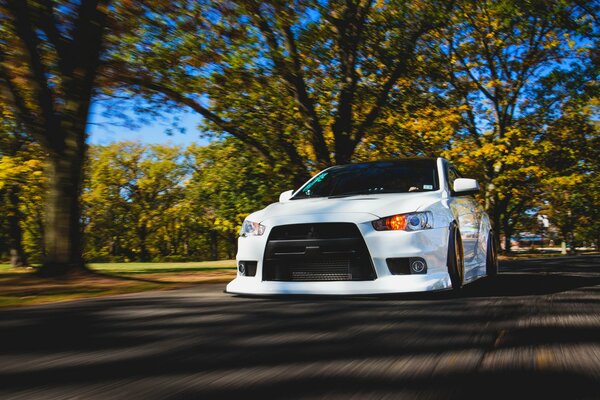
[409, 258, 427, 274]
[238, 261, 257, 277]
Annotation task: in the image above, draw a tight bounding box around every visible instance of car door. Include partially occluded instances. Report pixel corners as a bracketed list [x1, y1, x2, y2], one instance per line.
[446, 165, 483, 278]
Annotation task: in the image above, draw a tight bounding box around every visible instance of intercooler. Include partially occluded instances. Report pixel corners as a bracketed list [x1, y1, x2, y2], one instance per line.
[262, 223, 376, 282]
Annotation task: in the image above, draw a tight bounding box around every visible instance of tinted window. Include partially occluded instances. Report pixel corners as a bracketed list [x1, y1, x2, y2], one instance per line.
[293, 160, 439, 199]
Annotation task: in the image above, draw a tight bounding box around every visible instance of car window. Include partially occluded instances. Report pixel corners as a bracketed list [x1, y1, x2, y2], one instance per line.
[293, 160, 439, 199]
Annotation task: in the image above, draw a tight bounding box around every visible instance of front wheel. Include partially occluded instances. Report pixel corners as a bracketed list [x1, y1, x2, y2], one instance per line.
[486, 231, 498, 278]
[447, 223, 464, 292]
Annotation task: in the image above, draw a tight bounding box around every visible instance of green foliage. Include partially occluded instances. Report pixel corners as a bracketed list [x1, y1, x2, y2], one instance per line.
[104, 0, 454, 168]
[83, 142, 189, 262]
[422, 0, 598, 249]
[0, 109, 46, 263]
[79, 138, 287, 262]
[538, 97, 600, 247]
[185, 138, 289, 259]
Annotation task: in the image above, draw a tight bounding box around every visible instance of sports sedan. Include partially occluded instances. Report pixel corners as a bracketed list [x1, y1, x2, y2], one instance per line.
[226, 157, 497, 296]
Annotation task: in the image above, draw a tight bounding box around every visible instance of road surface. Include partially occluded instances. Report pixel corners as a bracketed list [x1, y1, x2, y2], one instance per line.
[1, 255, 599, 399]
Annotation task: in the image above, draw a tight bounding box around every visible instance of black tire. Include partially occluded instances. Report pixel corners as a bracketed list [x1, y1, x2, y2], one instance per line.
[486, 231, 498, 278]
[447, 223, 464, 292]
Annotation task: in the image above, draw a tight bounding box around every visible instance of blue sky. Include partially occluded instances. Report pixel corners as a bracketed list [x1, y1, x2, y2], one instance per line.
[87, 101, 210, 147]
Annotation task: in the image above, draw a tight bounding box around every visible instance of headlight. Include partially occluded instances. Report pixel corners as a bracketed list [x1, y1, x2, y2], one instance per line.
[240, 219, 265, 237]
[372, 211, 433, 231]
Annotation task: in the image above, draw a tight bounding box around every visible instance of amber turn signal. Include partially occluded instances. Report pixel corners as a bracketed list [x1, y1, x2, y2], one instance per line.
[372, 212, 432, 231]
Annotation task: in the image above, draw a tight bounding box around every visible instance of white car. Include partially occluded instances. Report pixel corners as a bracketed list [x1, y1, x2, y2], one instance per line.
[226, 157, 497, 296]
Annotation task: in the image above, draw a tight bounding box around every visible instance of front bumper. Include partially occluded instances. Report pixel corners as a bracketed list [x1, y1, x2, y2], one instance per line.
[226, 213, 452, 295]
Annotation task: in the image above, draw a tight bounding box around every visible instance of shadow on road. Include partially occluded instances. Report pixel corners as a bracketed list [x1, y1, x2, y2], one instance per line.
[0, 255, 598, 399]
[240, 255, 600, 301]
[464, 272, 600, 297]
[466, 254, 600, 297]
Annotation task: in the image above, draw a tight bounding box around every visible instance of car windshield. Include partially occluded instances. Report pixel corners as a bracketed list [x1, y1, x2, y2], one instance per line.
[292, 160, 439, 199]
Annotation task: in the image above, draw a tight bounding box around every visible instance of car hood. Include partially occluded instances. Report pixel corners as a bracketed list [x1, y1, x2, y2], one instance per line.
[249, 192, 442, 223]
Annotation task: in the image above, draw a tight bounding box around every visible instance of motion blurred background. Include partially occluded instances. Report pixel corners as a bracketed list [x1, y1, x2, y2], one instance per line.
[0, 0, 598, 274]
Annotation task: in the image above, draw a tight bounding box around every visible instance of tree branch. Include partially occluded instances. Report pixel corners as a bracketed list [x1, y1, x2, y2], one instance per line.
[0, 58, 44, 145]
[280, 23, 330, 164]
[354, 12, 449, 145]
[5, 0, 59, 148]
[118, 75, 275, 164]
[454, 48, 496, 104]
[65, 0, 109, 122]
[446, 57, 482, 146]
[35, 0, 70, 73]
[331, 1, 373, 140]
[354, 57, 408, 143]
[248, 2, 330, 165]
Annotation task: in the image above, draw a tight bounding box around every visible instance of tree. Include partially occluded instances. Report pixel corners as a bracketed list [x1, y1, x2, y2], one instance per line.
[0, 107, 45, 266]
[426, 0, 597, 249]
[539, 97, 599, 251]
[103, 0, 454, 179]
[186, 139, 287, 259]
[83, 142, 188, 262]
[0, 0, 110, 275]
[352, 80, 463, 160]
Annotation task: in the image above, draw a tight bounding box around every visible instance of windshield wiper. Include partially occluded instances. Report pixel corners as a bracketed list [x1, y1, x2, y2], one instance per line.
[328, 190, 408, 198]
[328, 191, 376, 198]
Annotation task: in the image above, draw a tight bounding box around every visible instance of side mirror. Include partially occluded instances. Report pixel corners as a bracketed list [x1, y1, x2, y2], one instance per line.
[453, 178, 479, 196]
[279, 190, 294, 202]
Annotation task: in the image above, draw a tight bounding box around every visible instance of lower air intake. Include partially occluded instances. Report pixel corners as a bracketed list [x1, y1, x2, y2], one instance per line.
[263, 223, 376, 282]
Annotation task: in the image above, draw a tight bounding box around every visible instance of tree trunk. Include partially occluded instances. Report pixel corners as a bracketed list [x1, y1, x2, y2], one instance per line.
[138, 225, 150, 262]
[38, 151, 85, 276]
[333, 132, 355, 165]
[486, 182, 509, 254]
[227, 234, 237, 259]
[209, 230, 218, 261]
[292, 169, 311, 191]
[490, 202, 503, 252]
[483, 168, 498, 234]
[503, 217, 512, 254]
[2, 0, 109, 276]
[7, 187, 28, 267]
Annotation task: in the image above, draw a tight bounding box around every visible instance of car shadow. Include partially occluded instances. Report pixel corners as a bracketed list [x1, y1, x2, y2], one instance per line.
[230, 255, 600, 301]
[461, 272, 600, 298]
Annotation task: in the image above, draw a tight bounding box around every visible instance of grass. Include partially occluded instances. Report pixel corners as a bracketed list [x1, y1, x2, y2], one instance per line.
[0, 260, 237, 309]
[89, 260, 236, 277]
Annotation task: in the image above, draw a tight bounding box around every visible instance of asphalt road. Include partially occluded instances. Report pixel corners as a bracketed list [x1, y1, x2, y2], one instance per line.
[1, 255, 599, 400]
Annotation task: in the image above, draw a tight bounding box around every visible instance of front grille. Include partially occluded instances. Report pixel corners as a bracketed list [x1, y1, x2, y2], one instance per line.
[263, 223, 376, 282]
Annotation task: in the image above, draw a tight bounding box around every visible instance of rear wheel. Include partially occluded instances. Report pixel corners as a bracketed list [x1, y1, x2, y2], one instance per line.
[486, 231, 498, 278]
[447, 223, 464, 292]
